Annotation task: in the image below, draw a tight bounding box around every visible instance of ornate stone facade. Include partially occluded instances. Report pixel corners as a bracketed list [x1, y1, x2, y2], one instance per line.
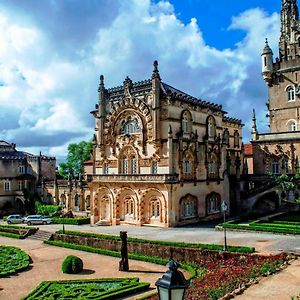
[252, 0, 300, 175]
[89, 61, 243, 227]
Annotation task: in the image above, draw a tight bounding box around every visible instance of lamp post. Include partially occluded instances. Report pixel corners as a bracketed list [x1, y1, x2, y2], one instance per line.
[155, 260, 190, 300]
[221, 200, 228, 251]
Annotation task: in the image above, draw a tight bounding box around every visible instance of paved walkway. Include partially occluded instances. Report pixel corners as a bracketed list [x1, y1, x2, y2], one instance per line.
[0, 236, 167, 300]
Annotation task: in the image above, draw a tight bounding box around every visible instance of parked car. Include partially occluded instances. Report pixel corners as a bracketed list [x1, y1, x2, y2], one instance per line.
[23, 215, 52, 225]
[7, 214, 24, 224]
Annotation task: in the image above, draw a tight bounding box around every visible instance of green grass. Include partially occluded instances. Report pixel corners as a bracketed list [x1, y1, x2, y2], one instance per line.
[22, 278, 150, 300]
[55, 230, 255, 253]
[0, 245, 30, 277]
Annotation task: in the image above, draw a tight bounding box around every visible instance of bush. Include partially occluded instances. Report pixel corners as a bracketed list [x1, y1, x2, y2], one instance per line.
[35, 201, 61, 217]
[52, 217, 90, 225]
[61, 255, 83, 274]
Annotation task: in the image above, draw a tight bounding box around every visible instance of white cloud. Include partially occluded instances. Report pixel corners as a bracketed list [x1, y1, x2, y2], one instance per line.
[0, 1, 280, 158]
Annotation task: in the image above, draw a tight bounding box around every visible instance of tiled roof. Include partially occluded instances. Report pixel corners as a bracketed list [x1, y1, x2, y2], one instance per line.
[244, 144, 253, 156]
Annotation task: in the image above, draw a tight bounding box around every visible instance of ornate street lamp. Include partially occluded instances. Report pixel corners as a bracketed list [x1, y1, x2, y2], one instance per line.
[155, 260, 190, 300]
[221, 200, 228, 251]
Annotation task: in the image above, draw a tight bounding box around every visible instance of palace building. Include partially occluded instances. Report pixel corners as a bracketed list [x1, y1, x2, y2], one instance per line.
[252, 0, 300, 175]
[88, 61, 243, 227]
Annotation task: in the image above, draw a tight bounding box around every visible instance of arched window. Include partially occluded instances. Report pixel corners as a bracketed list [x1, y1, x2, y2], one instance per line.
[121, 157, 129, 174]
[182, 110, 192, 133]
[207, 116, 216, 140]
[208, 153, 218, 178]
[74, 194, 79, 207]
[234, 130, 240, 148]
[119, 147, 138, 174]
[180, 195, 197, 219]
[272, 160, 280, 174]
[120, 116, 141, 135]
[287, 86, 295, 101]
[206, 192, 221, 214]
[223, 129, 230, 146]
[150, 199, 160, 218]
[125, 197, 134, 216]
[86, 195, 90, 209]
[289, 121, 297, 131]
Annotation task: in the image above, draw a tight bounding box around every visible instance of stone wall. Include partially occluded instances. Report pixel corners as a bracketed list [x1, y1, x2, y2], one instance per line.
[53, 233, 243, 264]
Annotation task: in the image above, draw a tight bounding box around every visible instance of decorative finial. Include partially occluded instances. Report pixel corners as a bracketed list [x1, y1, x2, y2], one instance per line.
[152, 60, 160, 80]
[98, 75, 105, 92]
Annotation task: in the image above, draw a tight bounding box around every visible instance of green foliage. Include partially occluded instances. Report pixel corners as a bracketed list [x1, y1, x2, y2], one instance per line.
[55, 230, 255, 253]
[52, 217, 90, 225]
[58, 141, 93, 178]
[22, 278, 150, 300]
[35, 201, 61, 216]
[221, 220, 300, 234]
[61, 255, 83, 274]
[46, 240, 197, 278]
[0, 246, 30, 277]
[0, 231, 24, 239]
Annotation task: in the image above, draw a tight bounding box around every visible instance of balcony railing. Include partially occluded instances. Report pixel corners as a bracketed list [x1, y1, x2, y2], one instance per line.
[87, 174, 179, 184]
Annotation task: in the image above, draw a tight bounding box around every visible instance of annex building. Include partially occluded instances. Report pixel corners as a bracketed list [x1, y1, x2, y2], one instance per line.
[87, 62, 243, 227]
[251, 0, 300, 176]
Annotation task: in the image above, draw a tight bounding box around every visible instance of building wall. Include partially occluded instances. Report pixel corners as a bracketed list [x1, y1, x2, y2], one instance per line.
[88, 64, 242, 227]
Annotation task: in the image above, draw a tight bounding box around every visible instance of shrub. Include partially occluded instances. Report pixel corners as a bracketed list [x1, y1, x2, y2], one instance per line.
[35, 201, 61, 217]
[61, 255, 83, 274]
[52, 217, 90, 225]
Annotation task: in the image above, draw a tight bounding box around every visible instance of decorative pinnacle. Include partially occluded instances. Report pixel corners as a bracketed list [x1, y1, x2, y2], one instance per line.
[152, 60, 161, 80]
[98, 75, 105, 92]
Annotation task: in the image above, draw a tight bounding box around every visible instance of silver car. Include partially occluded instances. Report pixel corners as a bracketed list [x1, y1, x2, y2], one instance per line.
[24, 215, 52, 225]
[7, 214, 24, 224]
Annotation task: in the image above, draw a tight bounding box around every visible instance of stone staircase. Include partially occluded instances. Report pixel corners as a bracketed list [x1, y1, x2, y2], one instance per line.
[27, 230, 53, 241]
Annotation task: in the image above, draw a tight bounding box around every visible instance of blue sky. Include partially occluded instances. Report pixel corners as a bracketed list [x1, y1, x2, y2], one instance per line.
[0, 0, 283, 160]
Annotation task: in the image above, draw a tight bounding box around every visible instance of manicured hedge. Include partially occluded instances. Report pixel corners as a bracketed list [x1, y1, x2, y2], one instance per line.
[0, 245, 30, 277]
[55, 230, 255, 253]
[0, 232, 24, 239]
[62, 255, 83, 274]
[22, 278, 150, 300]
[45, 240, 197, 279]
[221, 222, 300, 235]
[52, 217, 90, 225]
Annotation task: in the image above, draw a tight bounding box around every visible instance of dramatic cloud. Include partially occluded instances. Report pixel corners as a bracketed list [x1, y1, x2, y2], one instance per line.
[0, 0, 280, 160]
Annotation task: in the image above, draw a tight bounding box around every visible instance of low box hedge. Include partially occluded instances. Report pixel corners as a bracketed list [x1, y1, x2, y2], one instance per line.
[55, 230, 255, 253]
[52, 217, 90, 225]
[0, 224, 38, 239]
[45, 240, 197, 279]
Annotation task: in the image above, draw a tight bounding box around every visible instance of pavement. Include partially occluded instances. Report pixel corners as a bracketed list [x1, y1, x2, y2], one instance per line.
[13, 221, 300, 255]
[1, 222, 300, 299]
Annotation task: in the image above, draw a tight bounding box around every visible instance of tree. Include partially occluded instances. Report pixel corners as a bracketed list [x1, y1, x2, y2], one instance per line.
[59, 141, 93, 178]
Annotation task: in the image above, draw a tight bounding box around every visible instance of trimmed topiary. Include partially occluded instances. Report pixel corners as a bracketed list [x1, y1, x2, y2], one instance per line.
[61, 255, 83, 274]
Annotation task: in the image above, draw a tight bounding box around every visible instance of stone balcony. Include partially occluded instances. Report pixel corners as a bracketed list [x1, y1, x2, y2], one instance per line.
[87, 174, 179, 184]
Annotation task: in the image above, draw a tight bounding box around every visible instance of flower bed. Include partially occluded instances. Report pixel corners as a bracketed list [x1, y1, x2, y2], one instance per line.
[0, 245, 31, 277]
[146, 253, 289, 300]
[22, 278, 150, 300]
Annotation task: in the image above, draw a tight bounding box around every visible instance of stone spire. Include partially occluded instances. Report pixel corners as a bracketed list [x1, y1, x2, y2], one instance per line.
[251, 109, 258, 141]
[280, 0, 299, 60]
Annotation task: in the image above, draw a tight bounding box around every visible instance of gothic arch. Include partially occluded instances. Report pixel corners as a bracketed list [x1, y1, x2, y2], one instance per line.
[140, 188, 167, 225]
[94, 187, 114, 223]
[115, 187, 139, 222]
